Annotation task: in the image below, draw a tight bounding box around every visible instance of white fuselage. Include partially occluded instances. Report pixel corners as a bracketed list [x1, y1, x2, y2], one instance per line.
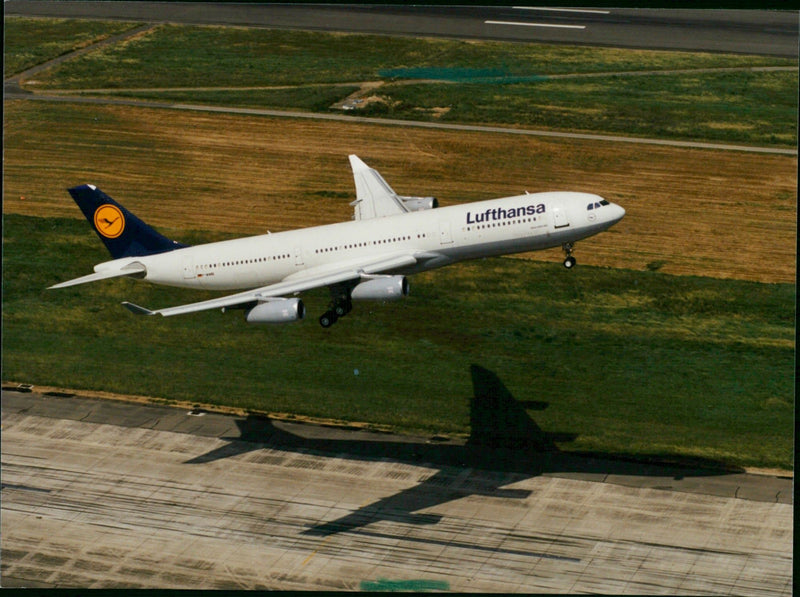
[93, 191, 625, 290]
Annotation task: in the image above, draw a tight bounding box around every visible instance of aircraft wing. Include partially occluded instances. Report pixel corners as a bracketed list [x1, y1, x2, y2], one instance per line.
[122, 253, 418, 317]
[349, 155, 410, 220]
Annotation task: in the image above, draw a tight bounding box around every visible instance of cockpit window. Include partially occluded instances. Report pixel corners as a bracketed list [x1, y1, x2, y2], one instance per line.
[587, 199, 611, 210]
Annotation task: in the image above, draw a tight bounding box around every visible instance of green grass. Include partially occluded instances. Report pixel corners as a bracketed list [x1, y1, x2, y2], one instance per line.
[20, 22, 793, 88]
[93, 70, 799, 146]
[10, 18, 798, 146]
[2, 213, 794, 470]
[4, 17, 141, 76]
[365, 70, 799, 146]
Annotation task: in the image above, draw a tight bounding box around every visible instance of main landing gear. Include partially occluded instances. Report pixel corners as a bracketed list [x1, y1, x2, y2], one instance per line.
[562, 242, 577, 269]
[319, 294, 352, 328]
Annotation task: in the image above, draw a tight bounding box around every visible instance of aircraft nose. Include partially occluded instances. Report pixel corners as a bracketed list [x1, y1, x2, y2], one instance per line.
[610, 203, 626, 223]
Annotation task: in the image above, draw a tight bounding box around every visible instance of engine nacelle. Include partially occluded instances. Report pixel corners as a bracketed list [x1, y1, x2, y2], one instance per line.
[246, 298, 305, 324]
[351, 276, 409, 301]
[399, 195, 438, 212]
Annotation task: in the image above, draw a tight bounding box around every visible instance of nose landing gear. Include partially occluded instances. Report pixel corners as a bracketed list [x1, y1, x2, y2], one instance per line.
[562, 242, 577, 269]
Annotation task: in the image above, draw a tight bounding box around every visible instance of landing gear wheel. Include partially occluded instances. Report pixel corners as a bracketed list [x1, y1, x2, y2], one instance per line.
[319, 310, 338, 328]
[333, 298, 352, 317]
[561, 242, 576, 270]
[324, 286, 354, 326]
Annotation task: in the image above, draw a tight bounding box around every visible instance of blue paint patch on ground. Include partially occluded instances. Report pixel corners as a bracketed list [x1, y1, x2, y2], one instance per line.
[360, 578, 450, 592]
[379, 67, 547, 83]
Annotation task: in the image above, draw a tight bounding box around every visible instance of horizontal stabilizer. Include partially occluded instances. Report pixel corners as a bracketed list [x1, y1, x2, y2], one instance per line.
[122, 302, 155, 316]
[48, 263, 146, 289]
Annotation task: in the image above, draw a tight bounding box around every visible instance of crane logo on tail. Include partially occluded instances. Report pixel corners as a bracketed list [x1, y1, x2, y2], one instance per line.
[94, 204, 125, 239]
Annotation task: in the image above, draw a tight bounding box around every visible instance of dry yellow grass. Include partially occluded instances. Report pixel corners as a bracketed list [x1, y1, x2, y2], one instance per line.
[3, 101, 796, 283]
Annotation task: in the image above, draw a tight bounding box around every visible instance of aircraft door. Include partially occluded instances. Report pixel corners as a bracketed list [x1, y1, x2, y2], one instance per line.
[552, 205, 570, 229]
[182, 255, 195, 280]
[294, 247, 304, 266]
[439, 221, 453, 245]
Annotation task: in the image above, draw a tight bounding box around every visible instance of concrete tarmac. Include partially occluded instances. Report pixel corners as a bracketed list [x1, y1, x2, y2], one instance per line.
[1, 390, 793, 592]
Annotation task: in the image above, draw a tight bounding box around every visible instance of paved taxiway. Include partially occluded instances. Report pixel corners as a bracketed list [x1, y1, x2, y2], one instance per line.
[1, 390, 792, 592]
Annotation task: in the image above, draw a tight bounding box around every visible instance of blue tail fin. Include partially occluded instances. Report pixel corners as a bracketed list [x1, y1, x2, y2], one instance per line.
[68, 185, 188, 259]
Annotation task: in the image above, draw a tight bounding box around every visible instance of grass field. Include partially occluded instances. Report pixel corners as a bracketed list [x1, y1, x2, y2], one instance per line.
[368, 70, 798, 146]
[9, 18, 797, 147]
[4, 17, 140, 75]
[3, 17, 796, 471]
[2, 213, 794, 470]
[4, 102, 796, 283]
[86, 68, 799, 147]
[15, 21, 792, 87]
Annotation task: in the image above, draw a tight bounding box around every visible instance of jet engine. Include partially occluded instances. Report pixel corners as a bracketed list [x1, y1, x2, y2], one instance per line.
[351, 276, 409, 301]
[399, 195, 438, 212]
[246, 298, 306, 324]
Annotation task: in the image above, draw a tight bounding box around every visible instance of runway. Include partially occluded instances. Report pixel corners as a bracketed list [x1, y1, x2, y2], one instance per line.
[5, 1, 798, 57]
[1, 390, 792, 592]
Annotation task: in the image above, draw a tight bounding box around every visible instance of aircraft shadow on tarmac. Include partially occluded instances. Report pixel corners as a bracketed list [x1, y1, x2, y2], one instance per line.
[185, 365, 743, 537]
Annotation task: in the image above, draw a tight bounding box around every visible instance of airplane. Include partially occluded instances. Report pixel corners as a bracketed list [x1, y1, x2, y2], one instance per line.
[49, 155, 625, 327]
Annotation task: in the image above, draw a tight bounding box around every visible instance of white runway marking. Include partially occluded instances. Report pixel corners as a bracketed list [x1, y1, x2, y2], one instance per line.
[485, 20, 587, 30]
[513, 7, 611, 15]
